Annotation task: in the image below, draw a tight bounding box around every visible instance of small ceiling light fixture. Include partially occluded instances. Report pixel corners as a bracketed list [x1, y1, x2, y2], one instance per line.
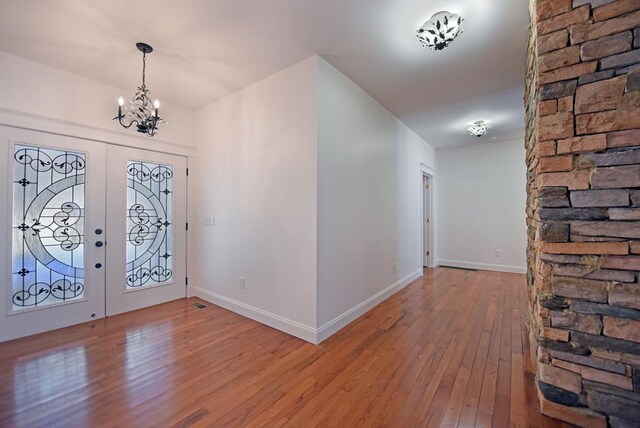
[417, 11, 464, 51]
[114, 42, 164, 137]
[467, 120, 491, 137]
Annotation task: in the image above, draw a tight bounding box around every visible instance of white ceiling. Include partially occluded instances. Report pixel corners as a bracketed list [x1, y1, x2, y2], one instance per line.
[0, 0, 529, 148]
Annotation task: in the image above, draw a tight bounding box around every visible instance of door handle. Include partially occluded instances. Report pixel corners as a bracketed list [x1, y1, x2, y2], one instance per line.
[95, 241, 104, 248]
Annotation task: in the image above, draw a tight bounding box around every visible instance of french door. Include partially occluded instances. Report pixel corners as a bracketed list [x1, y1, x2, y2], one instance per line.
[105, 145, 186, 316]
[0, 126, 187, 342]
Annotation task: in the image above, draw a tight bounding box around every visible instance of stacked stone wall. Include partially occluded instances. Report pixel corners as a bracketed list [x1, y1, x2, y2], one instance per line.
[526, 1, 640, 426]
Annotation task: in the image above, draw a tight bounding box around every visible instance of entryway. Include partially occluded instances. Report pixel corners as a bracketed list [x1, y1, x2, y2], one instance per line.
[0, 126, 188, 342]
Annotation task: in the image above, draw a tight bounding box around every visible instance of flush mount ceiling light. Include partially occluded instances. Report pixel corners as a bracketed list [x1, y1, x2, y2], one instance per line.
[416, 11, 464, 51]
[467, 120, 490, 137]
[114, 42, 164, 137]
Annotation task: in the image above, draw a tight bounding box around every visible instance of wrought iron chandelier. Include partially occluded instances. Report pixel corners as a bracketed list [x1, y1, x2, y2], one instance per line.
[417, 11, 464, 51]
[114, 42, 164, 137]
[467, 120, 490, 137]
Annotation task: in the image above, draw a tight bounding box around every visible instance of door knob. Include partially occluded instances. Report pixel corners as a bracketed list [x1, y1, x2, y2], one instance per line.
[95, 241, 104, 248]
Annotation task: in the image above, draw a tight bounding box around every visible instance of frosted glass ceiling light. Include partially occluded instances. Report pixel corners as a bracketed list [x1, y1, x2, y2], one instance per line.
[467, 121, 490, 137]
[417, 11, 464, 51]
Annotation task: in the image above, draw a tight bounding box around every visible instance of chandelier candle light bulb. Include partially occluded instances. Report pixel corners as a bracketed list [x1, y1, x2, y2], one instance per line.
[117, 96, 125, 121]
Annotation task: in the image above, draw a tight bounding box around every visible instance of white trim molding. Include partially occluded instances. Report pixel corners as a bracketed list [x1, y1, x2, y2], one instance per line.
[420, 162, 436, 177]
[436, 259, 526, 274]
[316, 269, 423, 343]
[193, 287, 318, 343]
[194, 268, 424, 344]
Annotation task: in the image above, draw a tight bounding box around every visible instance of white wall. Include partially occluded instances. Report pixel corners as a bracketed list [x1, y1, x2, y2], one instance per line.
[316, 57, 436, 332]
[0, 51, 195, 153]
[192, 57, 318, 339]
[192, 55, 437, 342]
[436, 139, 526, 273]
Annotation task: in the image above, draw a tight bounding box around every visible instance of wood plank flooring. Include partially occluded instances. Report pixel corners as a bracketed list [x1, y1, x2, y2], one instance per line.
[0, 268, 572, 427]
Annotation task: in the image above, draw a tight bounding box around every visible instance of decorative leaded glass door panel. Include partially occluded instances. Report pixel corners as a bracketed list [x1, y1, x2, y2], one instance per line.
[0, 127, 107, 342]
[105, 145, 187, 316]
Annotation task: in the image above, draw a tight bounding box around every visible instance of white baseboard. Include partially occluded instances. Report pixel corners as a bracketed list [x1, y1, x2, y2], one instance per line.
[315, 268, 423, 343]
[435, 259, 526, 274]
[194, 268, 424, 345]
[193, 287, 318, 343]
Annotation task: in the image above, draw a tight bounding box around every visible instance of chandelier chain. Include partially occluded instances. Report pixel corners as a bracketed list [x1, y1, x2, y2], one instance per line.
[142, 52, 146, 88]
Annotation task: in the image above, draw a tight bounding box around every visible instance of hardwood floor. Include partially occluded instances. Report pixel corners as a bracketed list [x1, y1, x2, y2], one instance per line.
[0, 268, 572, 428]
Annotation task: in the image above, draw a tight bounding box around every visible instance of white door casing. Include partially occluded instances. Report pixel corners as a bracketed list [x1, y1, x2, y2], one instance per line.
[423, 175, 430, 267]
[420, 164, 435, 269]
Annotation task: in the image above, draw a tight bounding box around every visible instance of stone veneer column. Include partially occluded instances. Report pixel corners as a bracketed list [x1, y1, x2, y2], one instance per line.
[526, 0, 640, 427]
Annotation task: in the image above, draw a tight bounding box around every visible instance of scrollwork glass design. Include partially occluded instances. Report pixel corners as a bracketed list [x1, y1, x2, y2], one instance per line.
[126, 161, 173, 288]
[12, 145, 86, 310]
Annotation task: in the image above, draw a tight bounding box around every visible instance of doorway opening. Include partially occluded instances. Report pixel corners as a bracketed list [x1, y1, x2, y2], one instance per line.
[421, 171, 434, 268]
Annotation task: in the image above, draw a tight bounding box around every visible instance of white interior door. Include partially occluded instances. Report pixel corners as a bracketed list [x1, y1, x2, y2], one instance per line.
[0, 127, 107, 342]
[105, 145, 187, 316]
[423, 175, 430, 267]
